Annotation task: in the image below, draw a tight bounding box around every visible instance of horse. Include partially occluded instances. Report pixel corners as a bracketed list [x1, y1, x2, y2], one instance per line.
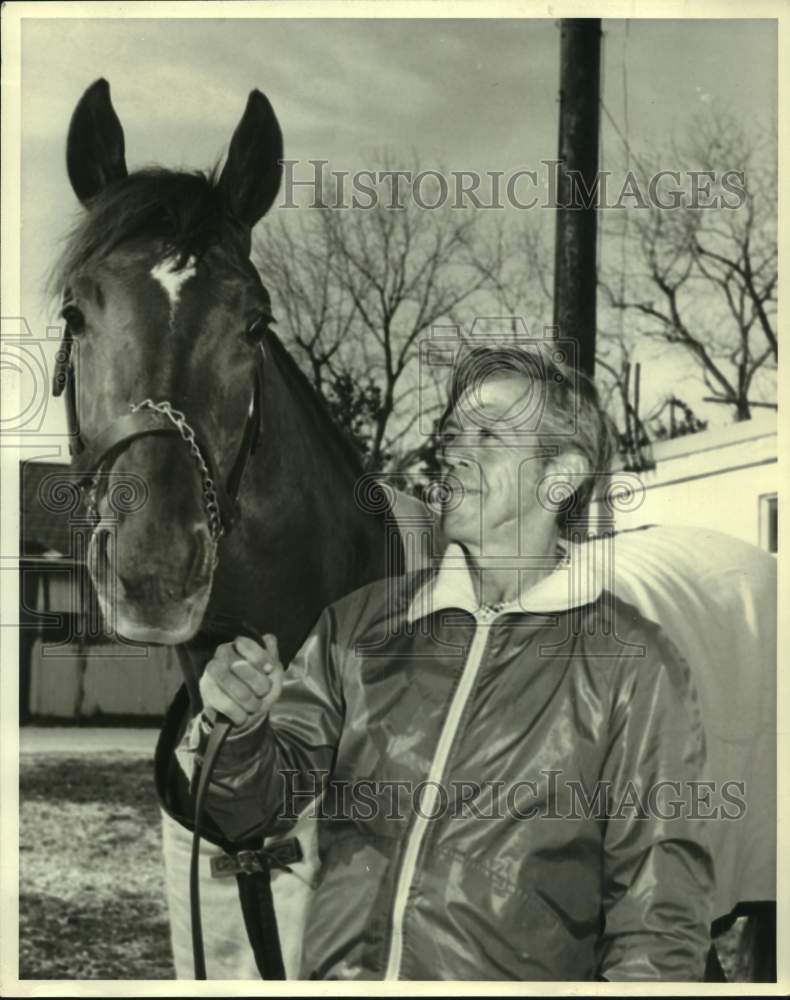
[53, 77, 432, 979]
[52, 78, 776, 981]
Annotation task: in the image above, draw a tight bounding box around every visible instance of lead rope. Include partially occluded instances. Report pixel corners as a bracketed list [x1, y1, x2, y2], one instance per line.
[190, 713, 233, 979]
[190, 712, 288, 982]
[189, 612, 289, 982]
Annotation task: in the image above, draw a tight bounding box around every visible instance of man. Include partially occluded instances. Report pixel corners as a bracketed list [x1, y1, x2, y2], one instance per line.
[178, 344, 715, 981]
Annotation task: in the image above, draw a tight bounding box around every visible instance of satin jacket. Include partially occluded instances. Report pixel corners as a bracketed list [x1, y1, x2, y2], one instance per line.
[181, 543, 715, 981]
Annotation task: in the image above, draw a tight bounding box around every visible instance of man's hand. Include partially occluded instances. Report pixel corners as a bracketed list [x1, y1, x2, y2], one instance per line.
[200, 633, 283, 729]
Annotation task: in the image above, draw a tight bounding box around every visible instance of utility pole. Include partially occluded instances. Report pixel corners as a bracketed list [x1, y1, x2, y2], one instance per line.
[553, 18, 602, 378]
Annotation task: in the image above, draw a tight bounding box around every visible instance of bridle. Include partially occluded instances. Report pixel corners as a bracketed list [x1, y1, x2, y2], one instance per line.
[52, 308, 265, 541]
[52, 304, 288, 981]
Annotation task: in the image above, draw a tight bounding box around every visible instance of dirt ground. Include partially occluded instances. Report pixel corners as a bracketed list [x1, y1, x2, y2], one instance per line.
[19, 753, 175, 979]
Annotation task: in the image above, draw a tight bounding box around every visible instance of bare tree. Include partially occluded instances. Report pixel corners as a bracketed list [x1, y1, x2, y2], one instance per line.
[255, 213, 354, 395]
[258, 158, 494, 471]
[468, 214, 554, 330]
[255, 212, 395, 467]
[321, 178, 494, 468]
[599, 107, 777, 422]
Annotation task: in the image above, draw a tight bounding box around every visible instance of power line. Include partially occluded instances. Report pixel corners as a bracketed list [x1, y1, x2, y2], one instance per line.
[600, 100, 650, 180]
[617, 20, 630, 341]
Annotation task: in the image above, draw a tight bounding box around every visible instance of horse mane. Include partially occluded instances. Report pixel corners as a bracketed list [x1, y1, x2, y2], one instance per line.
[49, 166, 225, 296]
[49, 165, 372, 487]
[265, 329, 369, 481]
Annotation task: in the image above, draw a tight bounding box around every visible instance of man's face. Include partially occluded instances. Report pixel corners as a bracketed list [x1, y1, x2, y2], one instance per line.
[438, 373, 551, 547]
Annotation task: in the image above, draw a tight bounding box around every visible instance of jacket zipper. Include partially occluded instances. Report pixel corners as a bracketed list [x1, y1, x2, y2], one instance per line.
[383, 608, 497, 980]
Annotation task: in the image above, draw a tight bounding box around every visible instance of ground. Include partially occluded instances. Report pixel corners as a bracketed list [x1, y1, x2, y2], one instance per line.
[18, 744, 751, 981]
[19, 753, 175, 979]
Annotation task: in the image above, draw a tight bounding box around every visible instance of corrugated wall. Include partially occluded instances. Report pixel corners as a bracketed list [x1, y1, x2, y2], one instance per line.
[28, 639, 184, 718]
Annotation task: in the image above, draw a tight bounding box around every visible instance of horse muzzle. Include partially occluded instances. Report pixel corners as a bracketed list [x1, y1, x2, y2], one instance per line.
[87, 521, 216, 644]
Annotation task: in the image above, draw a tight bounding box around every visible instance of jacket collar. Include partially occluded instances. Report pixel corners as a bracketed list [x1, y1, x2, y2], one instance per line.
[406, 539, 603, 623]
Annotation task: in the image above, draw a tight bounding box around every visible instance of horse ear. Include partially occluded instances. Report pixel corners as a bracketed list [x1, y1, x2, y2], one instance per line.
[67, 79, 128, 205]
[219, 89, 283, 229]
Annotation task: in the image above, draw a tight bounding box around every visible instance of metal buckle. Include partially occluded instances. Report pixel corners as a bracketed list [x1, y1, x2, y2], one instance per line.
[210, 838, 304, 879]
[239, 849, 265, 875]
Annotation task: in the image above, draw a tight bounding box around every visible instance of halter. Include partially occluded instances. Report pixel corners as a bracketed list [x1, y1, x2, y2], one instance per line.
[52, 309, 284, 980]
[52, 314, 264, 542]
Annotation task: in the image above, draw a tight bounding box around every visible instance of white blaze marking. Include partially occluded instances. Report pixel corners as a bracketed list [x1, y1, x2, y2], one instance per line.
[150, 257, 197, 322]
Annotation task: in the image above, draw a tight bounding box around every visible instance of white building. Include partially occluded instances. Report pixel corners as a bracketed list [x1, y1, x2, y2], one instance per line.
[592, 412, 778, 552]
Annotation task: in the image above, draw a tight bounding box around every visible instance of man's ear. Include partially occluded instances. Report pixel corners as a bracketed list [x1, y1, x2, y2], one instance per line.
[67, 79, 128, 205]
[218, 89, 283, 229]
[540, 451, 590, 518]
[546, 451, 589, 481]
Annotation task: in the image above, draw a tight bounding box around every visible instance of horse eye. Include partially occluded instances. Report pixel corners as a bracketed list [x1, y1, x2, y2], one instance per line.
[439, 422, 459, 446]
[245, 313, 273, 343]
[61, 305, 85, 335]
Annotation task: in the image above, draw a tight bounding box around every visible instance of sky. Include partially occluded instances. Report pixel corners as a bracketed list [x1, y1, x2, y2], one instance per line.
[12, 14, 778, 438]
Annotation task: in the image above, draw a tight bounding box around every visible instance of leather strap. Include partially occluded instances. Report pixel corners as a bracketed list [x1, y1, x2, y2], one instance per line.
[71, 409, 240, 530]
[226, 363, 262, 501]
[190, 713, 232, 979]
[51, 330, 266, 535]
[72, 410, 182, 477]
[52, 329, 85, 456]
[189, 712, 286, 981]
[236, 869, 286, 980]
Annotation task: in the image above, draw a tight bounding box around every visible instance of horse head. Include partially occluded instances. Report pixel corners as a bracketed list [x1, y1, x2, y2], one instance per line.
[55, 79, 283, 644]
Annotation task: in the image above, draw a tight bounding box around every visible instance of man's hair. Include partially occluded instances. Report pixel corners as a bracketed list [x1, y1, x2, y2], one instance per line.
[438, 342, 616, 531]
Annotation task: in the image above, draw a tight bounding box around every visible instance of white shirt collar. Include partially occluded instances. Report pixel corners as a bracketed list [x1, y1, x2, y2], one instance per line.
[406, 539, 604, 623]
